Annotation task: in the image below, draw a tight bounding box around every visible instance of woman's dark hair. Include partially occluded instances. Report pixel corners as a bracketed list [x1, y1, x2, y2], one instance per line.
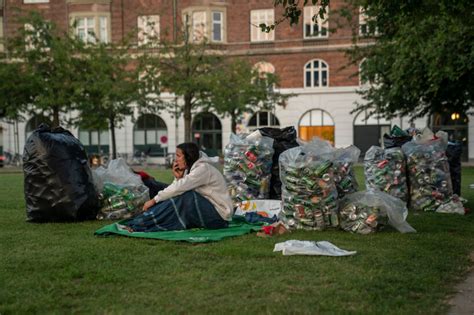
[176, 142, 200, 171]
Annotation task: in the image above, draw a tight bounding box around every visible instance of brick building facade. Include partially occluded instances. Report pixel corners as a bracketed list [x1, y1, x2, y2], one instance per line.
[0, 0, 470, 162]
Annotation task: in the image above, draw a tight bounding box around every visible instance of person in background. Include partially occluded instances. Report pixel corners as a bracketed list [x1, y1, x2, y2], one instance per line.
[123, 142, 233, 232]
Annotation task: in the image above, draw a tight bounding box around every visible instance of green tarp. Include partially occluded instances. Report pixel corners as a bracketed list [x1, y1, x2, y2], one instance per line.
[94, 216, 263, 243]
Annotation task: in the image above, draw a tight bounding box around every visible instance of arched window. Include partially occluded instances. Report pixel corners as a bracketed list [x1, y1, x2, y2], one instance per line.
[134, 114, 168, 157]
[25, 115, 51, 139]
[254, 61, 275, 77]
[353, 110, 391, 156]
[247, 111, 280, 131]
[298, 109, 334, 143]
[304, 59, 328, 88]
[192, 112, 222, 156]
[78, 129, 110, 155]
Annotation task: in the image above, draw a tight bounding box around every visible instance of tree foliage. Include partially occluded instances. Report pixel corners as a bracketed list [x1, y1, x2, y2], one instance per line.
[5, 11, 86, 126]
[138, 31, 221, 142]
[271, 0, 474, 119]
[350, 0, 474, 119]
[206, 59, 291, 132]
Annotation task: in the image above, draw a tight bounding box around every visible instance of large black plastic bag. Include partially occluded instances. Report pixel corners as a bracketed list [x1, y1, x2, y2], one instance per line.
[259, 127, 299, 199]
[23, 124, 100, 222]
[383, 125, 412, 149]
[446, 141, 462, 196]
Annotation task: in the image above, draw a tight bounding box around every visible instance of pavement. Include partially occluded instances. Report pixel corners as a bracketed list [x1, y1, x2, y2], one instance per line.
[448, 252, 474, 315]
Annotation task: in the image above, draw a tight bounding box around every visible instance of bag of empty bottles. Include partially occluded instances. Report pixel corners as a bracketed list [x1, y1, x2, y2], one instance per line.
[223, 131, 274, 206]
[333, 145, 360, 198]
[96, 182, 149, 220]
[364, 146, 408, 202]
[339, 190, 416, 234]
[402, 128, 453, 212]
[92, 158, 150, 220]
[279, 138, 339, 231]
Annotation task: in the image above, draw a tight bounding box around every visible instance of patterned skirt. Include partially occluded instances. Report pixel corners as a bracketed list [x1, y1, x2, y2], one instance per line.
[125, 190, 228, 232]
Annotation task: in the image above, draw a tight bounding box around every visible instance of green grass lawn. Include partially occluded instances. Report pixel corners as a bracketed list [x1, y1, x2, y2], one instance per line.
[1, 167, 473, 314]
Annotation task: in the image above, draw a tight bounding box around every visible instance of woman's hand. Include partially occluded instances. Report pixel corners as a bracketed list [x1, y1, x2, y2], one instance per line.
[142, 199, 156, 212]
[172, 161, 185, 179]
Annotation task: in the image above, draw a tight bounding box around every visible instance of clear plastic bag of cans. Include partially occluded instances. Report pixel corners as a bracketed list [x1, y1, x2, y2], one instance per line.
[223, 131, 274, 206]
[334, 145, 360, 198]
[96, 182, 149, 220]
[279, 138, 339, 231]
[402, 128, 453, 212]
[339, 190, 416, 234]
[364, 146, 408, 202]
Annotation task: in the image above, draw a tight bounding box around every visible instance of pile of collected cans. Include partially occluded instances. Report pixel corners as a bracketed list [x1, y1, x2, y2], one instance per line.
[339, 203, 388, 234]
[223, 133, 274, 206]
[402, 138, 453, 212]
[280, 147, 339, 230]
[97, 182, 149, 220]
[364, 146, 408, 202]
[333, 146, 360, 198]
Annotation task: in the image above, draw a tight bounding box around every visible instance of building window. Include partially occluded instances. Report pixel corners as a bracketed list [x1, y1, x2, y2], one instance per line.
[303, 6, 328, 38]
[298, 109, 335, 144]
[24, 0, 49, 3]
[137, 15, 160, 46]
[71, 14, 110, 44]
[359, 7, 378, 36]
[212, 11, 223, 42]
[134, 114, 168, 157]
[78, 129, 110, 154]
[304, 59, 328, 88]
[250, 9, 274, 42]
[254, 61, 276, 91]
[183, 8, 226, 43]
[192, 112, 222, 156]
[248, 111, 280, 131]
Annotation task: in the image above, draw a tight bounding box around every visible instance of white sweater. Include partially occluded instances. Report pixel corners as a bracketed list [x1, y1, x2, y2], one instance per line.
[153, 153, 233, 221]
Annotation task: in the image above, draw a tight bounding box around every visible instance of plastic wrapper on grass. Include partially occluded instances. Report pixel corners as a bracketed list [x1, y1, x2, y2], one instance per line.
[402, 129, 453, 212]
[96, 182, 149, 220]
[23, 124, 100, 222]
[339, 190, 416, 234]
[279, 138, 339, 231]
[364, 146, 408, 202]
[223, 131, 274, 206]
[333, 145, 360, 198]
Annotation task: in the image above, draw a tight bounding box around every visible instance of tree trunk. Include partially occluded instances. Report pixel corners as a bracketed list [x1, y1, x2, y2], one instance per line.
[183, 94, 192, 143]
[231, 112, 237, 133]
[109, 116, 117, 160]
[52, 106, 60, 127]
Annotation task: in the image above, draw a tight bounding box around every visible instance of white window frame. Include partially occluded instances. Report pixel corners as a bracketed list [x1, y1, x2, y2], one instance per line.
[303, 6, 329, 39]
[211, 11, 223, 42]
[71, 13, 110, 44]
[182, 7, 226, 43]
[359, 7, 378, 36]
[0, 17, 3, 52]
[137, 15, 160, 46]
[248, 111, 280, 131]
[250, 9, 274, 42]
[24, 0, 49, 3]
[304, 59, 329, 88]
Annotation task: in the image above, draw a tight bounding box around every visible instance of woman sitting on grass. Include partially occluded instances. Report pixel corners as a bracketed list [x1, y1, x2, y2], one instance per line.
[123, 142, 233, 232]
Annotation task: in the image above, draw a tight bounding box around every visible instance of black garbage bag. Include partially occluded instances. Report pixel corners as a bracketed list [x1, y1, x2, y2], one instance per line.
[23, 124, 100, 222]
[446, 141, 462, 196]
[259, 126, 299, 199]
[383, 125, 412, 149]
